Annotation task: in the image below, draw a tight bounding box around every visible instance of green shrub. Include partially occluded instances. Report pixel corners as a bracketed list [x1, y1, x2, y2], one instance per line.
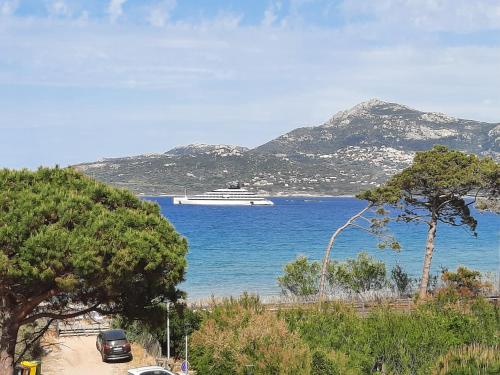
[361, 306, 454, 374]
[280, 303, 361, 352]
[190, 296, 311, 375]
[187, 286, 498, 374]
[311, 350, 360, 375]
[280, 298, 499, 375]
[328, 252, 387, 293]
[277, 255, 320, 296]
[278, 253, 390, 297]
[391, 264, 412, 296]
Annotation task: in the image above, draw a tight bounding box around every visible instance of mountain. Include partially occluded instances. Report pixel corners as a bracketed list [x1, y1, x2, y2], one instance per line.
[255, 99, 497, 154]
[73, 99, 499, 195]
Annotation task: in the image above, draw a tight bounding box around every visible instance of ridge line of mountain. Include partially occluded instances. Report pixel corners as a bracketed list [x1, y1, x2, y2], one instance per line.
[74, 99, 499, 195]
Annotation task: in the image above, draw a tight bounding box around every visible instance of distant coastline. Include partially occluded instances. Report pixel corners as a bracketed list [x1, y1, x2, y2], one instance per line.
[138, 193, 356, 199]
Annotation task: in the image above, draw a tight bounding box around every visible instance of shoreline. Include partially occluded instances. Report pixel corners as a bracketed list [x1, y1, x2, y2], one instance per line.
[139, 193, 356, 199]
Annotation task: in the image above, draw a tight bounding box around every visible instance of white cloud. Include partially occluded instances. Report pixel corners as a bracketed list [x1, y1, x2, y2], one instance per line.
[147, 0, 176, 28]
[262, 1, 282, 27]
[78, 10, 89, 23]
[209, 11, 243, 29]
[47, 0, 70, 17]
[0, 0, 19, 16]
[341, 0, 500, 32]
[107, 0, 127, 23]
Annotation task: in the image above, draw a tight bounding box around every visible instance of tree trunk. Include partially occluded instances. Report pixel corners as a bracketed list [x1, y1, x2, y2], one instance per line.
[0, 302, 19, 375]
[318, 203, 373, 305]
[418, 213, 438, 300]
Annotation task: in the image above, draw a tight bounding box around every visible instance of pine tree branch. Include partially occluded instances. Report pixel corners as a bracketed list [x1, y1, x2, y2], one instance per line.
[358, 215, 373, 224]
[15, 288, 59, 323]
[349, 224, 397, 241]
[14, 318, 54, 364]
[466, 188, 482, 207]
[19, 304, 101, 325]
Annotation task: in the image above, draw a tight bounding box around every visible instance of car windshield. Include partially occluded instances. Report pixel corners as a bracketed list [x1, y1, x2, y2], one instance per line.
[106, 339, 127, 346]
[140, 371, 170, 375]
[103, 330, 126, 340]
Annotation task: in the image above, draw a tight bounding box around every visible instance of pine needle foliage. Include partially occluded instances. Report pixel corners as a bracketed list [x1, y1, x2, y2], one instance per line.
[0, 167, 187, 371]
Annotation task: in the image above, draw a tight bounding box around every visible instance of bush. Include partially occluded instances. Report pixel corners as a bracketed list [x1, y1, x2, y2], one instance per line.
[280, 297, 499, 375]
[189, 267, 499, 374]
[391, 264, 412, 296]
[278, 253, 390, 298]
[361, 306, 453, 374]
[438, 267, 492, 299]
[432, 344, 500, 375]
[311, 350, 359, 375]
[277, 255, 320, 296]
[190, 296, 311, 375]
[328, 252, 387, 293]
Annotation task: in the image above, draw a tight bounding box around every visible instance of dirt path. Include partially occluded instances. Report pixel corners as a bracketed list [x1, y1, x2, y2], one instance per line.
[42, 335, 145, 375]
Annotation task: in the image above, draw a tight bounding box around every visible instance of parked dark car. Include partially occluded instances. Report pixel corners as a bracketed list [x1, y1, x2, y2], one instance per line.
[96, 329, 132, 362]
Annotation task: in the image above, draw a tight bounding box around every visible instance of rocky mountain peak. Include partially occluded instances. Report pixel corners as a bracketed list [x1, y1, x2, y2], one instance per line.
[324, 99, 415, 128]
[255, 100, 498, 155]
[349, 98, 391, 111]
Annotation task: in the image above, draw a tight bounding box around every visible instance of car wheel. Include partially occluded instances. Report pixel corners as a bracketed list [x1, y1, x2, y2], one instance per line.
[101, 352, 107, 363]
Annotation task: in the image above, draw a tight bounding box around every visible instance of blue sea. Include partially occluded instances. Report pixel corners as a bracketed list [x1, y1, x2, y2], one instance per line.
[145, 197, 499, 300]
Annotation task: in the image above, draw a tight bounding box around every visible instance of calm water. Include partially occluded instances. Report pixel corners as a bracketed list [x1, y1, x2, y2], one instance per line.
[145, 197, 499, 300]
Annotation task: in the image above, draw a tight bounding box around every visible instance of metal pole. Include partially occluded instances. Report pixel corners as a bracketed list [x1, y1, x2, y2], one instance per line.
[166, 302, 170, 361]
[185, 334, 189, 374]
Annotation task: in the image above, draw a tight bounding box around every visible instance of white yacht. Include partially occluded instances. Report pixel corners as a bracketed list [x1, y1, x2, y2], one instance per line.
[172, 183, 273, 206]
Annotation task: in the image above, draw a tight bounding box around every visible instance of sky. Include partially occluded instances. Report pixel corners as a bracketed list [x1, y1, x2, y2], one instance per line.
[1, 0, 500, 168]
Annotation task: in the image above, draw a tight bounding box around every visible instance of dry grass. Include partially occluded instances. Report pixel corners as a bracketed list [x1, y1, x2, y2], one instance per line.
[128, 342, 157, 368]
[432, 344, 500, 375]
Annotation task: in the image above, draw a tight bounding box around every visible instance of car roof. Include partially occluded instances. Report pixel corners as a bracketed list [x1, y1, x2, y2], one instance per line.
[102, 329, 127, 340]
[127, 366, 175, 375]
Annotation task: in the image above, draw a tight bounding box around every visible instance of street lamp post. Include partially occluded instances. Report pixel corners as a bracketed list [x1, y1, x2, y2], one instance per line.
[184, 322, 191, 375]
[166, 302, 170, 361]
[185, 333, 188, 374]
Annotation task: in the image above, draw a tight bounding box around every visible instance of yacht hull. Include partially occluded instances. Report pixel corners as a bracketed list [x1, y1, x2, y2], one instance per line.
[172, 197, 273, 206]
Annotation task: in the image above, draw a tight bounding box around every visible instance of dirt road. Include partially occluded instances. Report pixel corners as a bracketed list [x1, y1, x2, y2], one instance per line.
[42, 335, 155, 375]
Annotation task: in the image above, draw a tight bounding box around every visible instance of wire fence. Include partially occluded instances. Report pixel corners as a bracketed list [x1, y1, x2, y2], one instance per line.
[188, 271, 500, 309]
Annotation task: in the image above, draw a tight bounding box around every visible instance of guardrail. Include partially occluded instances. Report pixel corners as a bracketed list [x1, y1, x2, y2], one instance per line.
[266, 295, 499, 313]
[56, 321, 111, 337]
[191, 295, 500, 314]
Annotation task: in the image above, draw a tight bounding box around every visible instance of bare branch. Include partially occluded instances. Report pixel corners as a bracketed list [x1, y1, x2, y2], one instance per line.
[358, 216, 373, 224]
[437, 217, 473, 228]
[19, 304, 100, 325]
[397, 214, 426, 223]
[14, 318, 54, 364]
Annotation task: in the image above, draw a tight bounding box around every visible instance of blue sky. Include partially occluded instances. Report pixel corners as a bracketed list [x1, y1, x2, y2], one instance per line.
[1, 0, 500, 168]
